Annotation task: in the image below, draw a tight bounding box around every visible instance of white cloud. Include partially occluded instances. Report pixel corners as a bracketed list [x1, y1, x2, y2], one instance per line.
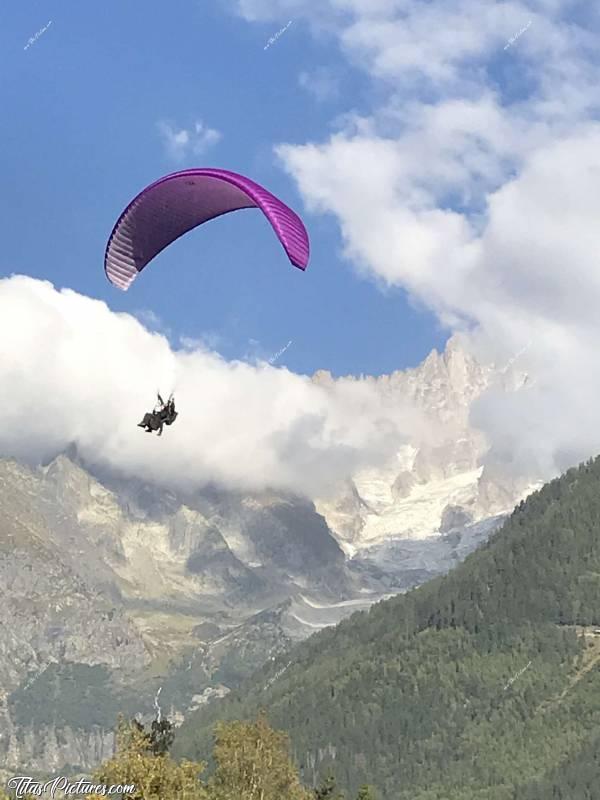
[132, 309, 172, 339]
[179, 331, 226, 353]
[229, 0, 600, 482]
[157, 120, 222, 162]
[298, 68, 340, 102]
[0, 276, 425, 497]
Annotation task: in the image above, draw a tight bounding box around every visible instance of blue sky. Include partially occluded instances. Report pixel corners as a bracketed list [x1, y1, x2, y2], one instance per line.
[0, 0, 446, 379]
[3, 0, 600, 496]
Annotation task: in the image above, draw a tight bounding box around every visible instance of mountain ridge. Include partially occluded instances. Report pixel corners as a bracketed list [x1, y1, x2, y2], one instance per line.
[173, 455, 600, 799]
[0, 336, 543, 777]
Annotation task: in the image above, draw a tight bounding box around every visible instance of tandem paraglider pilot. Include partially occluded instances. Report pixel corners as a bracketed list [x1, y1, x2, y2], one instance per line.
[138, 394, 177, 437]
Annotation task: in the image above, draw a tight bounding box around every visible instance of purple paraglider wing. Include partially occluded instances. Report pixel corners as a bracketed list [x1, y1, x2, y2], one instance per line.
[104, 168, 310, 290]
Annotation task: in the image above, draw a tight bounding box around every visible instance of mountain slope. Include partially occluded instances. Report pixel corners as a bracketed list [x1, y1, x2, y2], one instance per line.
[173, 456, 600, 800]
[0, 454, 368, 774]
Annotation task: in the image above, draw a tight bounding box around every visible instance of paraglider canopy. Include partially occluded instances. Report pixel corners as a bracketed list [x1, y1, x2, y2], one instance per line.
[104, 168, 310, 290]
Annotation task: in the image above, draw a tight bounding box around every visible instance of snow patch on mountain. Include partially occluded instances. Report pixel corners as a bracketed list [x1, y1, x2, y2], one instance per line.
[315, 336, 538, 554]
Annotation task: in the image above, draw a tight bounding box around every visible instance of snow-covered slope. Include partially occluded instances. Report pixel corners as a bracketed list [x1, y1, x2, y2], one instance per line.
[315, 336, 540, 555]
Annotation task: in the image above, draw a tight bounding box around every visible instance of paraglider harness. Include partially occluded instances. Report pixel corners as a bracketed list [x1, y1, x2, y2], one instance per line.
[138, 393, 178, 436]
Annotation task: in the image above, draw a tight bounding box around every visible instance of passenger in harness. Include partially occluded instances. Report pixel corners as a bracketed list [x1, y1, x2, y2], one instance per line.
[138, 394, 177, 436]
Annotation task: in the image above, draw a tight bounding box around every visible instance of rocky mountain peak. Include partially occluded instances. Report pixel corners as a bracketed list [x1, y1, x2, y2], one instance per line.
[315, 336, 537, 551]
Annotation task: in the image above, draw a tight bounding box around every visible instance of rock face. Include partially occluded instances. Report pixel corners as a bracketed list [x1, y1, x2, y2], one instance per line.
[0, 453, 387, 775]
[0, 336, 541, 775]
[0, 458, 148, 774]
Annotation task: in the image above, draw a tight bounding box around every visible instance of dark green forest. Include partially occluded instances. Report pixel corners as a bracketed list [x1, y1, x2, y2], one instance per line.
[174, 457, 600, 799]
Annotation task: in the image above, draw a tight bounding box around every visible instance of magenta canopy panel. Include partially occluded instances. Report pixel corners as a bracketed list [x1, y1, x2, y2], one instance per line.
[105, 168, 310, 290]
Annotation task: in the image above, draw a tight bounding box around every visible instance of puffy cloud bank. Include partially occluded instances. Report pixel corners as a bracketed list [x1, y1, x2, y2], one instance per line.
[0, 276, 420, 496]
[233, 0, 600, 482]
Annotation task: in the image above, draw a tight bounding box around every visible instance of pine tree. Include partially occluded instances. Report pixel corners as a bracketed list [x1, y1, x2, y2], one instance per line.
[150, 718, 175, 756]
[314, 772, 344, 799]
[355, 786, 376, 800]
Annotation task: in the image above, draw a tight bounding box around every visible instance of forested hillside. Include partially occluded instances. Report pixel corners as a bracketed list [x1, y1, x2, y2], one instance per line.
[174, 457, 600, 799]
